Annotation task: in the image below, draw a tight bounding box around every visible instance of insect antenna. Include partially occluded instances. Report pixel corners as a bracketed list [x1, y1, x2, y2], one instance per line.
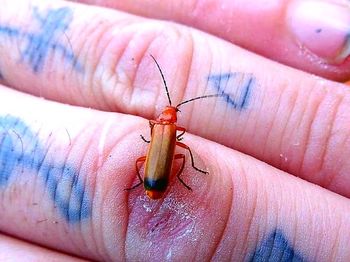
[150, 55, 172, 106]
[176, 94, 224, 109]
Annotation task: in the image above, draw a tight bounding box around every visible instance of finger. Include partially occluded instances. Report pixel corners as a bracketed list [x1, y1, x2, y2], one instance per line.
[0, 234, 87, 262]
[1, 87, 350, 261]
[76, 0, 350, 81]
[0, 84, 229, 260]
[1, 0, 350, 198]
[0, 84, 152, 261]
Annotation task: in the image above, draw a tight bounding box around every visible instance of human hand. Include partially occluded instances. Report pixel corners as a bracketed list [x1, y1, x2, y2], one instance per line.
[0, 0, 350, 261]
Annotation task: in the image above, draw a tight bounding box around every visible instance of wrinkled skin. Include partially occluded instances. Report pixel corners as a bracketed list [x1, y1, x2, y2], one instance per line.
[0, 0, 350, 261]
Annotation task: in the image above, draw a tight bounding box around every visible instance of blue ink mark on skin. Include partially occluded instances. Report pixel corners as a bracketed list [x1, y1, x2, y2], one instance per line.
[0, 115, 91, 223]
[0, 26, 21, 37]
[250, 229, 305, 262]
[0, 128, 17, 183]
[0, 70, 3, 79]
[0, 7, 83, 73]
[207, 72, 254, 110]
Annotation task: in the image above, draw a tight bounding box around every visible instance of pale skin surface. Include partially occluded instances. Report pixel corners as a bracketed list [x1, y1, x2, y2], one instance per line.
[0, 234, 88, 262]
[0, 0, 350, 261]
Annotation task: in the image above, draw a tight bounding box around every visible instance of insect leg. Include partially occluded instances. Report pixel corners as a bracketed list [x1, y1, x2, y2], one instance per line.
[176, 141, 208, 174]
[149, 120, 156, 128]
[174, 154, 192, 191]
[140, 134, 150, 143]
[125, 156, 146, 191]
[176, 126, 186, 141]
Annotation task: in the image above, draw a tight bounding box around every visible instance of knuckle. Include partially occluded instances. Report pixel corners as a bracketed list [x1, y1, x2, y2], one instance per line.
[84, 19, 195, 112]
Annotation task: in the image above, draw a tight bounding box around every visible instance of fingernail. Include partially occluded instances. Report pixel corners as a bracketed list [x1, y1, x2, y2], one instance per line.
[287, 0, 350, 64]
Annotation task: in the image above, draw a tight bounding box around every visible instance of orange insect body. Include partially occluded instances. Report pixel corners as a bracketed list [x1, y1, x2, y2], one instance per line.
[144, 115, 177, 199]
[127, 55, 222, 199]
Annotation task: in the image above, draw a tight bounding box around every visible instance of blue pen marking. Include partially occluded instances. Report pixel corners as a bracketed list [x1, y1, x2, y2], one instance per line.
[0, 7, 83, 73]
[0, 27, 20, 37]
[0, 70, 3, 79]
[0, 115, 91, 223]
[207, 72, 254, 110]
[249, 229, 305, 262]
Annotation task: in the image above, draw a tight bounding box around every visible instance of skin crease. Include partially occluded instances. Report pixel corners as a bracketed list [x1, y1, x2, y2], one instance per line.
[0, 0, 350, 261]
[0, 86, 350, 261]
[78, 0, 350, 81]
[1, 1, 350, 198]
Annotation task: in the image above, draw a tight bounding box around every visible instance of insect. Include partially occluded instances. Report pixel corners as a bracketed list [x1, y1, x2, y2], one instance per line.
[126, 55, 222, 199]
